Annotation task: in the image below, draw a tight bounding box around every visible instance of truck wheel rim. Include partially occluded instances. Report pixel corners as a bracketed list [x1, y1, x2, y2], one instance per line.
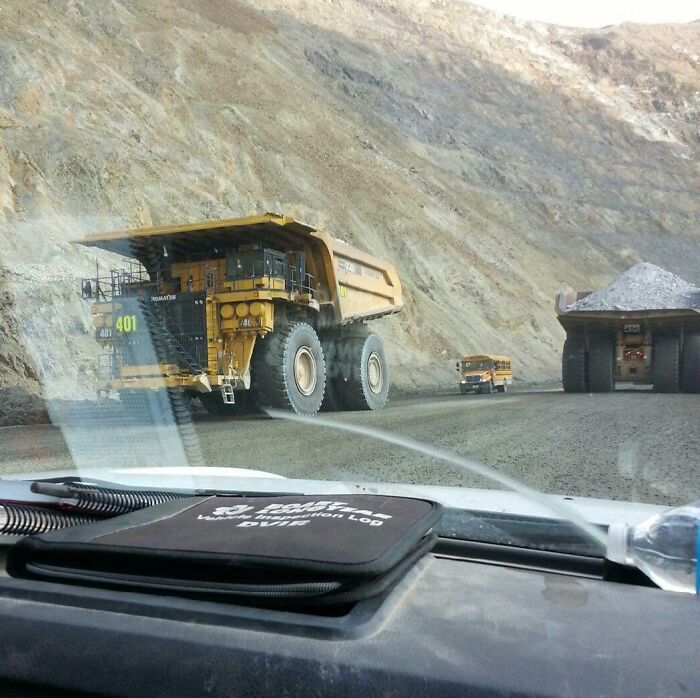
[367, 352, 383, 394]
[294, 346, 317, 396]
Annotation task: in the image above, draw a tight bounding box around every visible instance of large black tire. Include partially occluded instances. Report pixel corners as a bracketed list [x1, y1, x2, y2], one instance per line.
[562, 334, 588, 393]
[682, 333, 700, 393]
[252, 322, 326, 416]
[333, 333, 389, 411]
[496, 382, 507, 393]
[653, 334, 681, 393]
[587, 334, 615, 393]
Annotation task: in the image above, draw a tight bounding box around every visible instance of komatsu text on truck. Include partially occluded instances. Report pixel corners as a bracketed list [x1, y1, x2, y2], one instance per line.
[76, 214, 403, 416]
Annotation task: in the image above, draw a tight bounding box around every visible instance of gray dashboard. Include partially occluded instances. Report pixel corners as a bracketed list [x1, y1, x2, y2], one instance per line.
[0, 545, 696, 697]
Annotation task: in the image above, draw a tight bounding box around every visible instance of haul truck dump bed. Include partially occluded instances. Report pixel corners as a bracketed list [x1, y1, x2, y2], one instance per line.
[555, 267, 700, 393]
[76, 213, 403, 415]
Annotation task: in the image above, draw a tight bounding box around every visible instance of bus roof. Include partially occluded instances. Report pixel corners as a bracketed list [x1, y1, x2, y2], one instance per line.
[460, 354, 511, 362]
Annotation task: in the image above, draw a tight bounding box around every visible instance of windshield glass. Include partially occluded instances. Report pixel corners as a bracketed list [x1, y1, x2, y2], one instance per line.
[462, 361, 492, 371]
[1, 0, 698, 554]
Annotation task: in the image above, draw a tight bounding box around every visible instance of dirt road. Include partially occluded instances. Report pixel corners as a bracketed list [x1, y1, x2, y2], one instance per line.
[0, 389, 697, 506]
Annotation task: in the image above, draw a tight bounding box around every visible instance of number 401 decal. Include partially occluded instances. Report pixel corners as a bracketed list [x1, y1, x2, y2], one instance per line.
[115, 314, 138, 333]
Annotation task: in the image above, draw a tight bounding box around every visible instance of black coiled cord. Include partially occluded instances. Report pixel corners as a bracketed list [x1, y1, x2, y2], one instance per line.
[31, 482, 192, 517]
[0, 503, 98, 536]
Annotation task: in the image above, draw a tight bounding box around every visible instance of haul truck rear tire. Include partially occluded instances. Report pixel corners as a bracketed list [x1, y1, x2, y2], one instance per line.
[334, 333, 389, 411]
[681, 334, 700, 393]
[587, 334, 615, 393]
[562, 334, 588, 393]
[653, 334, 681, 393]
[252, 322, 326, 416]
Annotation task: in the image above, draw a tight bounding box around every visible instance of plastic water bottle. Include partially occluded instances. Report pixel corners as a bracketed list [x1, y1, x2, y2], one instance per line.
[606, 500, 700, 594]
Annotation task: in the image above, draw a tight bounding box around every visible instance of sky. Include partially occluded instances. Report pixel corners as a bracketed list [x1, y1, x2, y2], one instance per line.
[470, 1, 700, 27]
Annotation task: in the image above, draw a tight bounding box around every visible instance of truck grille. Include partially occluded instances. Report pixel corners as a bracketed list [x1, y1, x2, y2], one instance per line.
[117, 291, 208, 372]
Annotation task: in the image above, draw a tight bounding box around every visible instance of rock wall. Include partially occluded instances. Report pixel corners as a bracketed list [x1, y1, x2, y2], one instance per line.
[0, 0, 698, 423]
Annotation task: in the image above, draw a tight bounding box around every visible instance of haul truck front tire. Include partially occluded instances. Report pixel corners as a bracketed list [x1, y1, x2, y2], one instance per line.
[587, 334, 615, 393]
[653, 334, 681, 393]
[334, 333, 389, 411]
[252, 322, 326, 416]
[562, 334, 588, 393]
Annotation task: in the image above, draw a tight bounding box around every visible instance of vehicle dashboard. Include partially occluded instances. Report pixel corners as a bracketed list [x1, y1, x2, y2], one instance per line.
[0, 536, 695, 697]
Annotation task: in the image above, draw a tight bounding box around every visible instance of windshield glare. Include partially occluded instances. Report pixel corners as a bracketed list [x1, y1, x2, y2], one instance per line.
[0, 0, 698, 553]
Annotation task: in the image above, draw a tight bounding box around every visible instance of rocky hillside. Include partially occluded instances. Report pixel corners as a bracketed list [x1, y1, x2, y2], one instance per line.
[0, 0, 698, 415]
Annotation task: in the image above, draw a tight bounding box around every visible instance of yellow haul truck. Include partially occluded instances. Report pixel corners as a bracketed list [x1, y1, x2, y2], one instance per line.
[456, 355, 512, 395]
[556, 288, 700, 393]
[76, 213, 403, 416]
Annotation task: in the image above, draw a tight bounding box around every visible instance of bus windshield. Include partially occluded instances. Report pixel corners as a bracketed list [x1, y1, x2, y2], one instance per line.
[462, 360, 492, 370]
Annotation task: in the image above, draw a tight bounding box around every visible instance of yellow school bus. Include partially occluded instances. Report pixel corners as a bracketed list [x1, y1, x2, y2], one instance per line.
[456, 354, 512, 395]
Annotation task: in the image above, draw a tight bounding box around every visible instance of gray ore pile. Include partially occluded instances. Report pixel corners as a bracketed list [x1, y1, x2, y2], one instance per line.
[573, 263, 700, 312]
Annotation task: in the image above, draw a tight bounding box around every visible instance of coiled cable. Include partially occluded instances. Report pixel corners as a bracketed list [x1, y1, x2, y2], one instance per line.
[0, 503, 98, 536]
[30, 481, 192, 517]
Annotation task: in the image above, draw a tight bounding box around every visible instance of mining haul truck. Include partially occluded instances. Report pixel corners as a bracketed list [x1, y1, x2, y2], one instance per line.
[76, 213, 403, 416]
[555, 288, 700, 393]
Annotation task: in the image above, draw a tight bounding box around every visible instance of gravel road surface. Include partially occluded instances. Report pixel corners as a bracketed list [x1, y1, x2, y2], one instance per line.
[1, 389, 697, 506]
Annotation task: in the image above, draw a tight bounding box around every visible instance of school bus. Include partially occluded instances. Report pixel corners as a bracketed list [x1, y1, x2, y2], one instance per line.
[456, 354, 512, 395]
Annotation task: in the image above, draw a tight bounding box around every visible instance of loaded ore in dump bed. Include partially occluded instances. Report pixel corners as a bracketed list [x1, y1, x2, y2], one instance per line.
[555, 263, 700, 393]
